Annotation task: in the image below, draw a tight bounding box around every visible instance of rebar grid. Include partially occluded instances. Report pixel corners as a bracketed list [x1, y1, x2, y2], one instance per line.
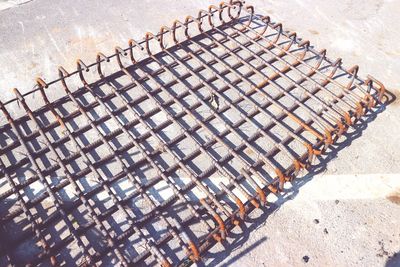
[0, 1, 386, 266]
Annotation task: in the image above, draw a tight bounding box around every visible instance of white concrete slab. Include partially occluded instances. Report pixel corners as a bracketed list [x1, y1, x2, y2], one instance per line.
[0, 0, 399, 266]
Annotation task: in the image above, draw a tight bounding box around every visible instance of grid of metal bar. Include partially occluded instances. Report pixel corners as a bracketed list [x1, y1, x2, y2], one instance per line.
[0, 1, 386, 266]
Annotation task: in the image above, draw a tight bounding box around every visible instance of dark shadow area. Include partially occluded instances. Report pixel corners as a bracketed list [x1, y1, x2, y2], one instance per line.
[0, 198, 107, 266]
[386, 251, 400, 267]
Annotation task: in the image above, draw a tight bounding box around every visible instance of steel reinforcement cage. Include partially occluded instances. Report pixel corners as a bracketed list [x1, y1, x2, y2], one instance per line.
[0, 1, 386, 266]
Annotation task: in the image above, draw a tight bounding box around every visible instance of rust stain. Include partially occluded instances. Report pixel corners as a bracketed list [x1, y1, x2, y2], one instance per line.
[68, 35, 110, 48]
[28, 62, 38, 70]
[387, 189, 400, 205]
[384, 50, 395, 56]
[51, 27, 62, 33]
[309, 30, 319, 35]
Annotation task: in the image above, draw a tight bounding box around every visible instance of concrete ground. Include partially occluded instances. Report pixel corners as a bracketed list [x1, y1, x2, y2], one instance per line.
[0, 0, 399, 266]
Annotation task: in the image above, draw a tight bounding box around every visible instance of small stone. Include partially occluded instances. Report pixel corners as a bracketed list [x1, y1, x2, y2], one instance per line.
[313, 219, 319, 224]
[324, 228, 329, 234]
[303, 255, 310, 263]
[335, 200, 340, 204]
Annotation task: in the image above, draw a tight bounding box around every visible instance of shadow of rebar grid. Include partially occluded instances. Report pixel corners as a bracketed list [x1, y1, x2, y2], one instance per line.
[0, 1, 390, 266]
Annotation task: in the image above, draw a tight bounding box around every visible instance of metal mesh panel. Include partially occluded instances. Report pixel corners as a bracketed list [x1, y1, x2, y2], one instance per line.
[0, 2, 386, 266]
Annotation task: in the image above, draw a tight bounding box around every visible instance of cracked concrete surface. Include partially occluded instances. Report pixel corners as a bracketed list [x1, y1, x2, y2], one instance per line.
[0, 0, 399, 266]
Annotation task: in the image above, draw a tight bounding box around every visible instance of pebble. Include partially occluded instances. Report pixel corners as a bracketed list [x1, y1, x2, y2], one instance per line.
[303, 255, 310, 263]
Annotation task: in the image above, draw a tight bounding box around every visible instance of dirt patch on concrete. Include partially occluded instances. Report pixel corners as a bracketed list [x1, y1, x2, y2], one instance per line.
[309, 29, 319, 35]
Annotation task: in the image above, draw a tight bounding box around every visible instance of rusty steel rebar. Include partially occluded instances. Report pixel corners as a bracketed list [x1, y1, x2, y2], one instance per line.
[0, 1, 386, 266]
